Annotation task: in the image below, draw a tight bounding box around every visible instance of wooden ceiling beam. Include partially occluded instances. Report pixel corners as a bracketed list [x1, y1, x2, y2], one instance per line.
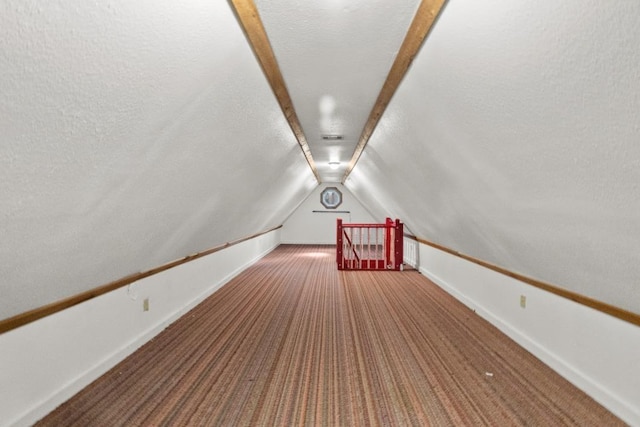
[230, 0, 321, 183]
[342, 0, 447, 184]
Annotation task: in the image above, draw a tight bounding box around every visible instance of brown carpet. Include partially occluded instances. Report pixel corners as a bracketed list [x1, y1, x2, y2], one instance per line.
[38, 245, 624, 426]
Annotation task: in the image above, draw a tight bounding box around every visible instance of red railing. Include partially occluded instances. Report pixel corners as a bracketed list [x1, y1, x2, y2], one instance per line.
[336, 218, 404, 270]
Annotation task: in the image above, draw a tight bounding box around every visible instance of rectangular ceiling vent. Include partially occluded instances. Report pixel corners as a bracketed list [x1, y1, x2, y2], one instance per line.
[321, 134, 344, 141]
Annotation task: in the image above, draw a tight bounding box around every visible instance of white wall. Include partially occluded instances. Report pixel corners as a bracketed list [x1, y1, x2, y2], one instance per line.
[410, 238, 640, 426]
[0, 0, 316, 320]
[346, 0, 640, 314]
[0, 230, 281, 427]
[281, 184, 376, 244]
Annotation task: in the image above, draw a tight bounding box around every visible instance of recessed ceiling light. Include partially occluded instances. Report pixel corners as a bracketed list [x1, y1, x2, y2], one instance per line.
[321, 135, 343, 141]
[328, 162, 340, 170]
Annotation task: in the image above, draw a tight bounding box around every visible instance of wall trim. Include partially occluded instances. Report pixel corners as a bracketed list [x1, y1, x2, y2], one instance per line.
[0, 225, 283, 335]
[404, 234, 640, 327]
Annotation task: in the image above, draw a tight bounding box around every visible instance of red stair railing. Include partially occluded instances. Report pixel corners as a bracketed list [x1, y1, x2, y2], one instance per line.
[336, 218, 404, 271]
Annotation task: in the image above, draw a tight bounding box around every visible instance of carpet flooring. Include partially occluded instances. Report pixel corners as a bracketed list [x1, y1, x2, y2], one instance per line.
[37, 244, 624, 426]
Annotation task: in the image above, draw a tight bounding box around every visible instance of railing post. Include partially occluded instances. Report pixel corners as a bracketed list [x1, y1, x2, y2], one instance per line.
[385, 217, 392, 268]
[394, 219, 404, 270]
[336, 218, 343, 270]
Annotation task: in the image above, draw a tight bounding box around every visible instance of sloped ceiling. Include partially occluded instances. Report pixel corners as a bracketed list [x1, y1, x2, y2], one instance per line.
[345, 0, 640, 314]
[253, 0, 422, 183]
[2, 0, 639, 321]
[0, 0, 316, 319]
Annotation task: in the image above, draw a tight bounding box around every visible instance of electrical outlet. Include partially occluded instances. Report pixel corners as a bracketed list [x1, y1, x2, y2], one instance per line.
[520, 295, 526, 308]
[143, 298, 149, 312]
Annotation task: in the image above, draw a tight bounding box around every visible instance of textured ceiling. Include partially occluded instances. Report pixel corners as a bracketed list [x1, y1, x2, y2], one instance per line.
[254, 0, 421, 182]
[0, 0, 316, 319]
[2, 0, 639, 321]
[345, 0, 640, 314]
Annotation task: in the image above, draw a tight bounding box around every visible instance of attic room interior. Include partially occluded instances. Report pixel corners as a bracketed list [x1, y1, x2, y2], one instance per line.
[1, 0, 639, 425]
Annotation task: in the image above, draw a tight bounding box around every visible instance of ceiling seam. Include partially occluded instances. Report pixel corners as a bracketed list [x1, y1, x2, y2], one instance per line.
[341, 0, 447, 184]
[229, 0, 321, 183]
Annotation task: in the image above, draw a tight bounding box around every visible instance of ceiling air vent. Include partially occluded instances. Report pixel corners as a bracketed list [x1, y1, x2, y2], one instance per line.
[321, 135, 343, 141]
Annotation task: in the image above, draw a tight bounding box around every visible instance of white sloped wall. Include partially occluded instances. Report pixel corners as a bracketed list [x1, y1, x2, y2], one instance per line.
[346, 0, 640, 315]
[0, 0, 317, 321]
